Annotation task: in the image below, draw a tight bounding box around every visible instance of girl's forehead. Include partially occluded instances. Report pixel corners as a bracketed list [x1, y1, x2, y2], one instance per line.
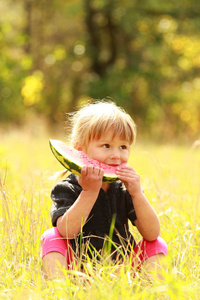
[98, 130, 129, 143]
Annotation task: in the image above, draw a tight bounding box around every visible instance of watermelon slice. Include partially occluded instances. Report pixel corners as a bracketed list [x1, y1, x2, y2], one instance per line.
[49, 139, 125, 183]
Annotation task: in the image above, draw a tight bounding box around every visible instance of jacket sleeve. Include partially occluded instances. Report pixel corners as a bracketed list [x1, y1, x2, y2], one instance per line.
[50, 175, 82, 226]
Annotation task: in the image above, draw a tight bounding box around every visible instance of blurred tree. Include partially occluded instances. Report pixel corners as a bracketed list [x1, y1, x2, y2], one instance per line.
[0, 0, 200, 141]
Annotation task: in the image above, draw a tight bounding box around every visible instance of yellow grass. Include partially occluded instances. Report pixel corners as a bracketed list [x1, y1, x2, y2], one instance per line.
[0, 128, 200, 299]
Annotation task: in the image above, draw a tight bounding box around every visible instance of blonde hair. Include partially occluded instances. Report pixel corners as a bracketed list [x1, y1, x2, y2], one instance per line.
[68, 101, 136, 148]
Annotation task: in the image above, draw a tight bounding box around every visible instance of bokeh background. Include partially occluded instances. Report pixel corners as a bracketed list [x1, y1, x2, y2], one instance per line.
[1, 2, 200, 297]
[1, 0, 200, 143]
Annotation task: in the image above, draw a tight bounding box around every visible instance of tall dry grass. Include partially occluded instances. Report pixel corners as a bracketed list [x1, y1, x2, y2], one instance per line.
[0, 129, 200, 299]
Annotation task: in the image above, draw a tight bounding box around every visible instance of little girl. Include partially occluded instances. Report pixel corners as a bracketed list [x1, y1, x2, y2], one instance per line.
[41, 101, 167, 279]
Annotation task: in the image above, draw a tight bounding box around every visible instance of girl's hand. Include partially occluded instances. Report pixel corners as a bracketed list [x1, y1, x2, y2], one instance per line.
[78, 164, 104, 192]
[58, 164, 104, 239]
[116, 166, 142, 197]
[116, 165, 160, 240]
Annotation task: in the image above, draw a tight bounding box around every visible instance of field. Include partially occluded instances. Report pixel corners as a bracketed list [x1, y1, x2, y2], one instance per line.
[0, 128, 200, 299]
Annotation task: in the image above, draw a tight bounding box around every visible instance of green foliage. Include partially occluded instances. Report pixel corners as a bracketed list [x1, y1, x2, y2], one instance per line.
[0, 129, 200, 299]
[1, 0, 200, 140]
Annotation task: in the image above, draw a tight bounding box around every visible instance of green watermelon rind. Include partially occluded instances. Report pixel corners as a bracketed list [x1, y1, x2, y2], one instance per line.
[49, 139, 119, 183]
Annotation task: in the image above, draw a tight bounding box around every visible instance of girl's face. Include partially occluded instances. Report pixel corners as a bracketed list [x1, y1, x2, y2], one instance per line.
[82, 130, 130, 166]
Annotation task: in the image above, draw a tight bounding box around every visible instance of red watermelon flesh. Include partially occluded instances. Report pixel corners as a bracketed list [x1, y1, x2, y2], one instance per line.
[49, 139, 127, 182]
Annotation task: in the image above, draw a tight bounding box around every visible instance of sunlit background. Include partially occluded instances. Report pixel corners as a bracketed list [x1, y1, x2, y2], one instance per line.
[1, 2, 200, 298]
[0, 0, 200, 143]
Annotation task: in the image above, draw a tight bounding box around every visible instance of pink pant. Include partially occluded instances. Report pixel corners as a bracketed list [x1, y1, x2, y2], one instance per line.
[41, 227, 167, 268]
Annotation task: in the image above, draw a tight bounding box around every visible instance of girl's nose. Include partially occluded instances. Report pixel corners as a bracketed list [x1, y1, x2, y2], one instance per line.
[110, 149, 120, 159]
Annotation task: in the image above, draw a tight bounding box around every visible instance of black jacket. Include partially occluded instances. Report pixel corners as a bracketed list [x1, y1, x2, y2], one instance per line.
[50, 173, 137, 260]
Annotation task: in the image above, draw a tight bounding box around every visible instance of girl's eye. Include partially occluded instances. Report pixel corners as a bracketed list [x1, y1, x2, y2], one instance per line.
[120, 145, 127, 150]
[102, 144, 110, 148]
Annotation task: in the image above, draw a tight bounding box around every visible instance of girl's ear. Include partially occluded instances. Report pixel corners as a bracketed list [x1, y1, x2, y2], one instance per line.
[75, 141, 83, 151]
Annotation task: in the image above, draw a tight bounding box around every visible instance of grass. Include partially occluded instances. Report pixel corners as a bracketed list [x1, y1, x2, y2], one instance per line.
[0, 127, 200, 299]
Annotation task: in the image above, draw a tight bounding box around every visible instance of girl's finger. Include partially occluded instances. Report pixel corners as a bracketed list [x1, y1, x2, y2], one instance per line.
[93, 167, 104, 177]
[87, 164, 95, 175]
[81, 165, 88, 176]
